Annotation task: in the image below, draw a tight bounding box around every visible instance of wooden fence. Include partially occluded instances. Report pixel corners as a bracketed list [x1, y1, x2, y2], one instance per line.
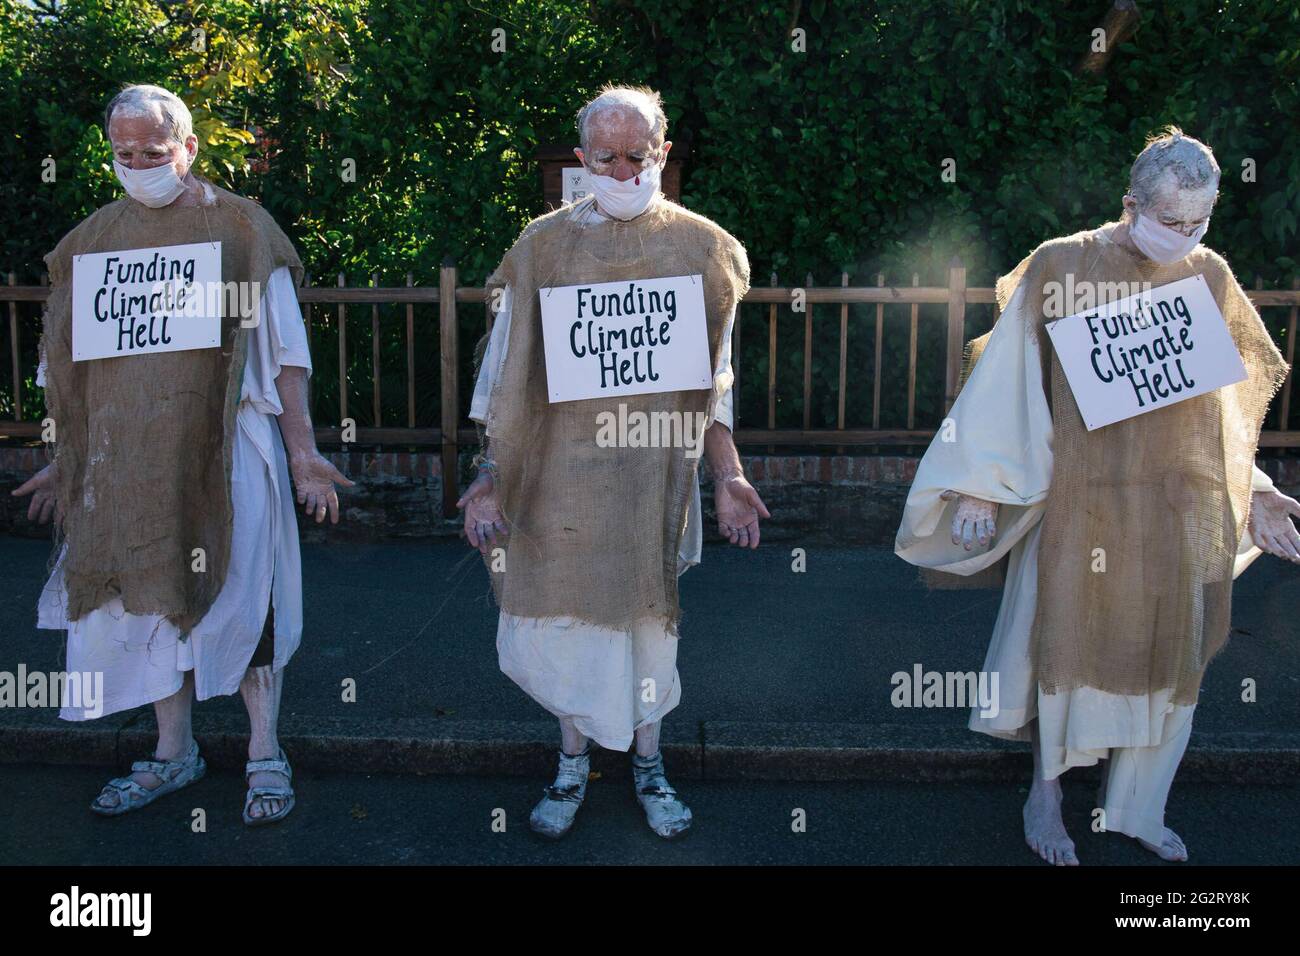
[3, 260, 1298, 516]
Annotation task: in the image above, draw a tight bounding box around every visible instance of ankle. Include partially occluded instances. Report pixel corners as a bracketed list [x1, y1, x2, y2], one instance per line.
[1028, 776, 1062, 801]
[154, 736, 194, 762]
[249, 738, 281, 762]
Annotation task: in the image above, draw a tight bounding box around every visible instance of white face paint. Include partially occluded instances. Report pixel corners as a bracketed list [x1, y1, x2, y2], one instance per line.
[572, 105, 670, 220]
[108, 112, 197, 208]
[1144, 179, 1217, 235]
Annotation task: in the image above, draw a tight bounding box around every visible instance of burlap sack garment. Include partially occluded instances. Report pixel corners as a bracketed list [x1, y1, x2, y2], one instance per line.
[41, 182, 303, 635]
[959, 225, 1288, 704]
[480, 196, 749, 634]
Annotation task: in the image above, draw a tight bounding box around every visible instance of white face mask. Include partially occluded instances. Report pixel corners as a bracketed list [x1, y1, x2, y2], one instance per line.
[587, 161, 661, 221]
[1129, 212, 1208, 264]
[113, 159, 188, 208]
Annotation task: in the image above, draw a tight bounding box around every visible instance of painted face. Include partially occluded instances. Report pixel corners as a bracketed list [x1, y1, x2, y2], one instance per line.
[574, 109, 669, 182]
[1125, 173, 1218, 237]
[108, 111, 196, 179]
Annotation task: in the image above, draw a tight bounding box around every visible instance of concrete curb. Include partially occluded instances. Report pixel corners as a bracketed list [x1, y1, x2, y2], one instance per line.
[3, 713, 1298, 783]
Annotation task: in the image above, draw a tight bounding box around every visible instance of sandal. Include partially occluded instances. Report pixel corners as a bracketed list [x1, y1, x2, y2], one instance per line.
[90, 740, 206, 816]
[243, 748, 296, 827]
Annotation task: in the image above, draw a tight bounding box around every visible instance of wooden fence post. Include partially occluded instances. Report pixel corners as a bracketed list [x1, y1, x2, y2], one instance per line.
[439, 257, 460, 518]
[944, 256, 967, 414]
[301, 274, 313, 411]
[371, 271, 382, 428]
[406, 272, 416, 429]
[337, 273, 348, 425]
[7, 272, 20, 421]
[1279, 276, 1298, 433]
[802, 271, 814, 431]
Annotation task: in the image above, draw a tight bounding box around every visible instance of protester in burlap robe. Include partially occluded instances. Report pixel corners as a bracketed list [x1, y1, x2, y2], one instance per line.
[459, 86, 769, 840]
[15, 85, 352, 826]
[896, 128, 1297, 865]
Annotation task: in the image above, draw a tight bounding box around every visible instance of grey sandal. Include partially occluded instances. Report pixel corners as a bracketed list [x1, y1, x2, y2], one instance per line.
[90, 740, 206, 816]
[243, 748, 295, 827]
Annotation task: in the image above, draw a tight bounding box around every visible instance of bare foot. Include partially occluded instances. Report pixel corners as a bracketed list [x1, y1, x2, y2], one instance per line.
[246, 765, 290, 820]
[1023, 777, 1079, 866]
[1138, 827, 1188, 862]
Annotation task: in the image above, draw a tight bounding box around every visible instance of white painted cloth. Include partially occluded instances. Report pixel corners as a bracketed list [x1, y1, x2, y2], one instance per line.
[895, 254, 1273, 781]
[471, 200, 736, 750]
[37, 262, 311, 720]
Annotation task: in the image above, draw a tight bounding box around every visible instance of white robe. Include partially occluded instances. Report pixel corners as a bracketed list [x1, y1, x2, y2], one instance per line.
[38, 262, 311, 721]
[895, 268, 1273, 781]
[471, 201, 735, 751]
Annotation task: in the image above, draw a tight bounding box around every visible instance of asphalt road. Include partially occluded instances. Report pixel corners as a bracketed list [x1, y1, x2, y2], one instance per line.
[2, 762, 1296, 866]
[2, 536, 1298, 737]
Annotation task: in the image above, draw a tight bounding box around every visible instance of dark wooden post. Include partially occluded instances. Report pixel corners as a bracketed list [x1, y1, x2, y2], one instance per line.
[439, 257, 460, 518]
[944, 257, 967, 415]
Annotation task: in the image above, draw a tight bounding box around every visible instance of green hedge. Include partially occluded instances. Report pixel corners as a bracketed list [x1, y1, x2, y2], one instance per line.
[3, 0, 1297, 432]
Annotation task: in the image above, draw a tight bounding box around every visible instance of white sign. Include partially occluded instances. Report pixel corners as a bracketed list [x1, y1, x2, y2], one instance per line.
[562, 166, 591, 204]
[72, 241, 223, 361]
[1045, 273, 1247, 431]
[538, 274, 712, 403]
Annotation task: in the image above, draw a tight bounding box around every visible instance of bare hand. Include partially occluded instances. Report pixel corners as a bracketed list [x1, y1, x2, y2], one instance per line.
[12, 464, 60, 526]
[1249, 489, 1300, 563]
[289, 452, 354, 524]
[457, 470, 508, 555]
[942, 489, 998, 551]
[715, 474, 770, 549]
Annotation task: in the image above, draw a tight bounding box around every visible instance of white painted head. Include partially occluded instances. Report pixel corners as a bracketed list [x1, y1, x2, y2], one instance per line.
[104, 84, 199, 207]
[1122, 126, 1220, 237]
[573, 84, 671, 183]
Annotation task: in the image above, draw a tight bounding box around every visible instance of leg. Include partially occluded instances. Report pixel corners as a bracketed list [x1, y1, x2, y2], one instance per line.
[92, 672, 200, 812]
[1022, 718, 1079, 865]
[529, 717, 592, 839]
[631, 720, 692, 839]
[240, 661, 288, 821]
[1101, 706, 1193, 862]
[633, 720, 660, 758]
[560, 716, 590, 757]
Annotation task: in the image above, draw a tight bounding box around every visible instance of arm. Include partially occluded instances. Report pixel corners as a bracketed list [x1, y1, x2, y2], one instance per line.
[1248, 464, 1300, 563]
[11, 464, 59, 525]
[895, 281, 1053, 573]
[459, 286, 512, 554]
[705, 421, 770, 549]
[274, 365, 354, 523]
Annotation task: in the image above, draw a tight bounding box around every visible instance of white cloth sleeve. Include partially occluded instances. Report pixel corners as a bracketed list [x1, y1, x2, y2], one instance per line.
[711, 308, 736, 431]
[1251, 463, 1276, 494]
[241, 266, 312, 414]
[895, 282, 1054, 575]
[469, 285, 513, 425]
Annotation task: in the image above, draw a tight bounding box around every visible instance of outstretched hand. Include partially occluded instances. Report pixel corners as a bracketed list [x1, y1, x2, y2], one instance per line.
[12, 464, 60, 527]
[1249, 488, 1300, 563]
[457, 470, 508, 555]
[715, 474, 770, 549]
[942, 489, 998, 551]
[290, 452, 354, 524]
